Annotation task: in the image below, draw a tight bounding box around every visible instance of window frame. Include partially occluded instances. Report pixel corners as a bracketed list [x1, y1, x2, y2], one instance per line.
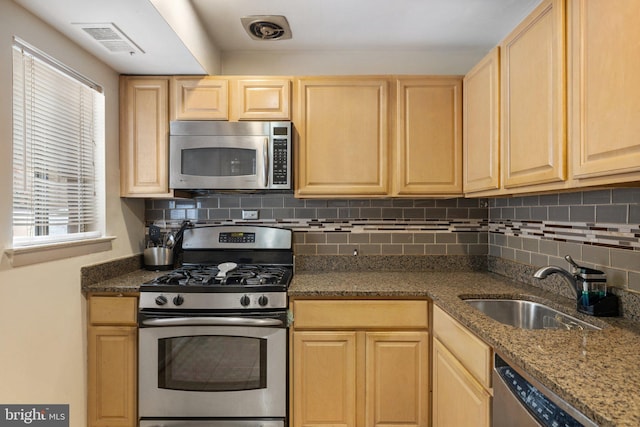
[8, 37, 109, 265]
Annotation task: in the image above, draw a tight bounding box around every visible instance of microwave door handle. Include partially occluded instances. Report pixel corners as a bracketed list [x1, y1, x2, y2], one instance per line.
[142, 316, 284, 327]
[263, 137, 269, 187]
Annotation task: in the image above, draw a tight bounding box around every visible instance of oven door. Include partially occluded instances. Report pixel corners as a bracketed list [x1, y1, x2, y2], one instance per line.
[138, 315, 286, 420]
[169, 135, 268, 189]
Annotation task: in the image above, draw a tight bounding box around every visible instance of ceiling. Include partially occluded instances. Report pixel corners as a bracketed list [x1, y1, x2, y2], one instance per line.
[14, 0, 541, 75]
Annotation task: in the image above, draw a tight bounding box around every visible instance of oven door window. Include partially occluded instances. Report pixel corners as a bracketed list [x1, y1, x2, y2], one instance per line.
[158, 335, 267, 391]
[181, 147, 256, 177]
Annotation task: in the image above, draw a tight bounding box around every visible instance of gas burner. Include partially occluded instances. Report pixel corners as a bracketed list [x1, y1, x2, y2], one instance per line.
[146, 264, 292, 288]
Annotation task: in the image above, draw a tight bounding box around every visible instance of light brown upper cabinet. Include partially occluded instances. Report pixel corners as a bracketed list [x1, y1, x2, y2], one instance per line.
[120, 76, 174, 197]
[294, 77, 390, 197]
[171, 76, 229, 120]
[393, 77, 463, 196]
[234, 78, 291, 120]
[569, 0, 640, 184]
[500, 0, 566, 190]
[294, 76, 463, 198]
[463, 47, 501, 194]
[171, 76, 291, 121]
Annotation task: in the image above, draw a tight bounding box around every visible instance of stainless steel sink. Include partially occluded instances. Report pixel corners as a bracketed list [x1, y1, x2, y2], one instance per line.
[463, 299, 601, 331]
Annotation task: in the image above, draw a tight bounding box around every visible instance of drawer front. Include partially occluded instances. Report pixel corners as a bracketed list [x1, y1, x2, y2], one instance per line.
[89, 296, 138, 326]
[433, 305, 491, 389]
[293, 300, 429, 329]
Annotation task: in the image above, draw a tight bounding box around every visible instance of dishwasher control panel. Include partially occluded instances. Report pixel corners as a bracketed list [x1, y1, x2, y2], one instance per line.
[493, 354, 597, 427]
[496, 365, 583, 427]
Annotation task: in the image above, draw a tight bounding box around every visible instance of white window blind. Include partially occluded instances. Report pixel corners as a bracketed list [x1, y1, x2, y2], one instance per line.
[12, 38, 105, 247]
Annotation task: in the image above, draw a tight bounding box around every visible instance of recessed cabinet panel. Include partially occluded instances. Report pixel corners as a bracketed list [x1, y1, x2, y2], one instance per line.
[463, 48, 500, 193]
[432, 338, 491, 427]
[295, 78, 389, 197]
[501, 0, 566, 188]
[365, 332, 429, 427]
[570, 0, 640, 179]
[236, 79, 291, 120]
[120, 77, 171, 197]
[394, 78, 462, 196]
[171, 77, 229, 120]
[292, 331, 357, 427]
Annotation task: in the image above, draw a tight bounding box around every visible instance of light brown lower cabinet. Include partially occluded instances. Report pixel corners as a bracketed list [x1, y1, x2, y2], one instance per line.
[87, 295, 138, 427]
[432, 305, 492, 427]
[291, 299, 430, 427]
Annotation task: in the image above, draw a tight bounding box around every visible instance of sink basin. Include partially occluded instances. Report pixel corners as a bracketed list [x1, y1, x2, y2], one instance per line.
[463, 299, 601, 331]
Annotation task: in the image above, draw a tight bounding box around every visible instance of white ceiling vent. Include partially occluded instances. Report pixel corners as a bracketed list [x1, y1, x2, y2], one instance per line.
[73, 22, 145, 54]
[241, 15, 292, 41]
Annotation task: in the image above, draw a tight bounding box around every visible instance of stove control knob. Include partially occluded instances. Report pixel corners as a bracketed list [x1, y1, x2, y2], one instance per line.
[240, 295, 251, 307]
[155, 295, 168, 306]
[173, 295, 184, 306]
[258, 295, 269, 307]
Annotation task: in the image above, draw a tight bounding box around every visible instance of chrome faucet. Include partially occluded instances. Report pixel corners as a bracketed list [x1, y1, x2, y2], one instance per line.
[533, 265, 580, 299]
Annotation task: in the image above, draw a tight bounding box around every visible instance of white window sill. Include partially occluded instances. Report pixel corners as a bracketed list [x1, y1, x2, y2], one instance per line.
[5, 236, 116, 267]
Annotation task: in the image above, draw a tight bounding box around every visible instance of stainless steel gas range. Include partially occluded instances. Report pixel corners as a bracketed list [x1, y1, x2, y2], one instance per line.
[138, 225, 293, 427]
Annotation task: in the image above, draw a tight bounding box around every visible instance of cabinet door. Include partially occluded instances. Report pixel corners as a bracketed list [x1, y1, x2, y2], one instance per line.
[464, 48, 501, 194]
[171, 76, 229, 120]
[432, 338, 490, 427]
[569, 0, 640, 180]
[87, 326, 137, 427]
[119, 77, 172, 197]
[292, 331, 357, 427]
[295, 78, 389, 197]
[235, 78, 291, 120]
[501, 0, 566, 189]
[365, 332, 429, 427]
[394, 77, 462, 196]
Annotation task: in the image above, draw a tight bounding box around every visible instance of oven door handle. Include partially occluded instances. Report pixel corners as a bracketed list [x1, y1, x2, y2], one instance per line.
[141, 316, 284, 327]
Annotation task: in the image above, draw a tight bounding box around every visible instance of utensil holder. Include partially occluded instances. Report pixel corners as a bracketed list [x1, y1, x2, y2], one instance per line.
[144, 247, 174, 271]
[577, 292, 619, 317]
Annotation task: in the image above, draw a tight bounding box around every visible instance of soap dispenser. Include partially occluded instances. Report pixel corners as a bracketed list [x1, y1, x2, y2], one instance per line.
[566, 256, 619, 317]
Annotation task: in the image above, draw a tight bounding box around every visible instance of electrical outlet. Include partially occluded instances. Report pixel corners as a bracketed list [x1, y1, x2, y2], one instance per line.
[242, 210, 259, 220]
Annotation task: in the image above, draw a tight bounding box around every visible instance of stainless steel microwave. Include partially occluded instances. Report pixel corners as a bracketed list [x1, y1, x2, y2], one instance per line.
[169, 121, 292, 190]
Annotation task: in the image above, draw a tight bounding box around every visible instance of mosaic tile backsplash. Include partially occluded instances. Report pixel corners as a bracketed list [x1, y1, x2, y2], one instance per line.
[145, 188, 640, 292]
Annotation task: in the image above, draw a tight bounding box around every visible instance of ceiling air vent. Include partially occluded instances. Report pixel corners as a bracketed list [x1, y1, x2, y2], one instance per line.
[73, 22, 144, 54]
[241, 15, 292, 41]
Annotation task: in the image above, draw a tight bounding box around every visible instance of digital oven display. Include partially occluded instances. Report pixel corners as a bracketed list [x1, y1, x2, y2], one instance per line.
[219, 232, 256, 244]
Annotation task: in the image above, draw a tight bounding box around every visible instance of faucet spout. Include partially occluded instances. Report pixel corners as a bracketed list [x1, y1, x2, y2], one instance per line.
[533, 266, 579, 299]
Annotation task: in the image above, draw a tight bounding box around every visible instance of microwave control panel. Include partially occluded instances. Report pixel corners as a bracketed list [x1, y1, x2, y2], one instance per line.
[272, 138, 289, 185]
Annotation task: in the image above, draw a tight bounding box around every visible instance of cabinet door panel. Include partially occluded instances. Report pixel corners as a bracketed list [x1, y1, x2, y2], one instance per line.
[120, 77, 171, 196]
[292, 331, 357, 427]
[570, 0, 640, 179]
[501, 0, 566, 188]
[88, 326, 137, 427]
[236, 79, 291, 120]
[171, 77, 229, 120]
[366, 332, 429, 427]
[295, 78, 389, 197]
[395, 78, 462, 196]
[432, 338, 490, 427]
[464, 48, 500, 193]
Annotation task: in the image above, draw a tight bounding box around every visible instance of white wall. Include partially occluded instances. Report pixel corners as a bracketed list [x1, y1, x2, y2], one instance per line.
[0, 2, 145, 425]
[221, 48, 485, 75]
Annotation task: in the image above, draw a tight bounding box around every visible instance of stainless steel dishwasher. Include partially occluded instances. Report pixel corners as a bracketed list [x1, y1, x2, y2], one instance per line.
[493, 353, 598, 427]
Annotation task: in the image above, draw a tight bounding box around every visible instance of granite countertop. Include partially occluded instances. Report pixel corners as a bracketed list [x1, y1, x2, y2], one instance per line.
[82, 257, 640, 426]
[290, 271, 640, 427]
[82, 269, 164, 294]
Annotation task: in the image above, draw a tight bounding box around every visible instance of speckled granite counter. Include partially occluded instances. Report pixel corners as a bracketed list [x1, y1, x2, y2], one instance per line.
[82, 269, 163, 294]
[82, 254, 640, 426]
[290, 271, 640, 427]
